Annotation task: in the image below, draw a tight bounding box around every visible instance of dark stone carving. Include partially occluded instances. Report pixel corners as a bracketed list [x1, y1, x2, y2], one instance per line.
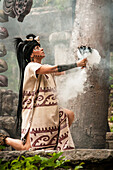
[13, 0, 33, 22]
[0, 43, 7, 57]
[3, 0, 15, 18]
[3, 0, 33, 22]
[0, 27, 9, 39]
[0, 10, 8, 22]
[0, 59, 8, 73]
[0, 75, 8, 87]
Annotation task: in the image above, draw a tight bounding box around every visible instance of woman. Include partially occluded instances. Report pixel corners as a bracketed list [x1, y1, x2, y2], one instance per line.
[0, 34, 87, 151]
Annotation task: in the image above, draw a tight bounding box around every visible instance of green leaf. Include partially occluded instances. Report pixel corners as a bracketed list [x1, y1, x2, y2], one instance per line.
[11, 159, 19, 165]
[49, 152, 63, 162]
[0, 145, 5, 150]
[74, 165, 83, 170]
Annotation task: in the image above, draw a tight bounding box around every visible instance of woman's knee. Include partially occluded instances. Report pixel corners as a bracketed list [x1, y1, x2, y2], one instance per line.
[70, 110, 75, 122]
[66, 110, 74, 121]
[24, 144, 31, 150]
[64, 109, 75, 123]
[20, 143, 30, 151]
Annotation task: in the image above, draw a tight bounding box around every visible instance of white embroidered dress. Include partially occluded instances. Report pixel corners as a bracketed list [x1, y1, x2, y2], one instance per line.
[21, 62, 75, 150]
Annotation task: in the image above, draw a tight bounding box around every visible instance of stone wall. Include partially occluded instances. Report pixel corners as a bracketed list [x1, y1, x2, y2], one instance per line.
[0, 89, 18, 139]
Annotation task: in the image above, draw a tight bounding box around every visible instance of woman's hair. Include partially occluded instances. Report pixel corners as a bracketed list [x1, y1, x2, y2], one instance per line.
[14, 34, 40, 132]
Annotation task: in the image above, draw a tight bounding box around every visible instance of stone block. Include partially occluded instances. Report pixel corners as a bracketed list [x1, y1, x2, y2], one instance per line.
[0, 75, 8, 87]
[2, 93, 13, 115]
[0, 59, 8, 73]
[0, 10, 8, 22]
[0, 116, 16, 136]
[0, 27, 9, 39]
[106, 141, 113, 149]
[0, 43, 7, 57]
[106, 132, 113, 140]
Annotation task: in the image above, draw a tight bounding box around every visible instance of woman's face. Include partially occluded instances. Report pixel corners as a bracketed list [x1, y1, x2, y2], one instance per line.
[32, 45, 45, 58]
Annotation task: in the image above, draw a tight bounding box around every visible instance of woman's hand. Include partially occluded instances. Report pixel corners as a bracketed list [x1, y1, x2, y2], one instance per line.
[76, 58, 87, 67]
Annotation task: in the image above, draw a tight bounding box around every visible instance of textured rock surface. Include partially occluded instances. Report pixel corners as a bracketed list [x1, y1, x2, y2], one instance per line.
[0, 27, 9, 39]
[0, 75, 8, 87]
[0, 43, 7, 57]
[0, 10, 8, 22]
[0, 89, 18, 116]
[0, 116, 16, 135]
[0, 59, 8, 73]
[0, 90, 18, 140]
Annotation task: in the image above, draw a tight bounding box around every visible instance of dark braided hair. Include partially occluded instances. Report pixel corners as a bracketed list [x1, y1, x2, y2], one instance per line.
[14, 34, 40, 133]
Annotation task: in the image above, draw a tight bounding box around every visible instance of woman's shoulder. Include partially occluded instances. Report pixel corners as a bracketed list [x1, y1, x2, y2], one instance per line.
[25, 62, 42, 69]
[28, 62, 42, 67]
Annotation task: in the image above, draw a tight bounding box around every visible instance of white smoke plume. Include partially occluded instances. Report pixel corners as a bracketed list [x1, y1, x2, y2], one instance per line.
[56, 47, 101, 107]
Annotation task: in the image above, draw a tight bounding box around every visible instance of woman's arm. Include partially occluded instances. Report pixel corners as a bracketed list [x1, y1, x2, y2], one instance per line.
[36, 58, 87, 74]
[36, 65, 58, 74]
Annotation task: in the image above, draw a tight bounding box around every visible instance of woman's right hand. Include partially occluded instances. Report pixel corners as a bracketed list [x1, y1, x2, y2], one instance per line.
[76, 58, 87, 68]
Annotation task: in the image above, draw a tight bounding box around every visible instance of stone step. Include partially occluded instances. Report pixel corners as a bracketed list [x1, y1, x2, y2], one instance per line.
[106, 141, 113, 149]
[106, 132, 113, 149]
[106, 132, 113, 140]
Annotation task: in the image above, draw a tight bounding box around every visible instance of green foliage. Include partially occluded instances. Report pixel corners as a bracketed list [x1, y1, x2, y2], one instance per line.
[109, 76, 113, 81]
[110, 125, 113, 132]
[0, 145, 5, 150]
[110, 84, 113, 89]
[0, 152, 84, 170]
[110, 116, 113, 122]
[74, 162, 84, 170]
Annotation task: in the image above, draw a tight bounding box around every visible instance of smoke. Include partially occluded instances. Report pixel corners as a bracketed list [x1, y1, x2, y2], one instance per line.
[56, 48, 101, 107]
[56, 68, 87, 106]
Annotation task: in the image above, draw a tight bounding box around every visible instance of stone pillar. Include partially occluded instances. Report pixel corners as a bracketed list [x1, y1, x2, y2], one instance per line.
[49, 31, 73, 107]
[69, 0, 111, 149]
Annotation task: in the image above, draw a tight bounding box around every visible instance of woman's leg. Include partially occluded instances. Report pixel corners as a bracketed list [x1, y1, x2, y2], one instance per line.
[5, 130, 31, 151]
[63, 108, 75, 127]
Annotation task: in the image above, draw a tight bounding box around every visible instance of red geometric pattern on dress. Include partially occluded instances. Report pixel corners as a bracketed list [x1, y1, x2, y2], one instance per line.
[57, 146, 61, 151]
[59, 111, 67, 124]
[23, 87, 56, 96]
[62, 140, 75, 150]
[22, 94, 58, 109]
[58, 131, 69, 145]
[23, 91, 36, 96]
[63, 146, 75, 150]
[39, 87, 56, 93]
[60, 122, 67, 131]
[34, 94, 58, 107]
[21, 128, 27, 134]
[32, 133, 58, 148]
[30, 126, 58, 136]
